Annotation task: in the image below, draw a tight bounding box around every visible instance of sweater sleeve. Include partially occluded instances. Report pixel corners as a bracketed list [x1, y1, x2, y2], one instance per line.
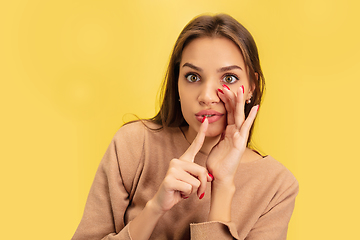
[190, 221, 240, 239]
[72, 123, 145, 240]
[245, 177, 299, 240]
[191, 169, 299, 240]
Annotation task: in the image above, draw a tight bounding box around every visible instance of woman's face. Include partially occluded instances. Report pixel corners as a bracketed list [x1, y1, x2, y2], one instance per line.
[178, 37, 254, 138]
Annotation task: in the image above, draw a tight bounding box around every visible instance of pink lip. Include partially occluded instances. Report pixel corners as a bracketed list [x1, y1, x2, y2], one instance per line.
[195, 110, 224, 124]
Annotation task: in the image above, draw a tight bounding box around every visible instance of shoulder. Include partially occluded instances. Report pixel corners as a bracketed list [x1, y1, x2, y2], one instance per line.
[113, 121, 190, 161]
[243, 155, 296, 177]
[263, 156, 297, 183]
[113, 120, 180, 147]
[264, 156, 299, 198]
[113, 121, 146, 141]
[112, 121, 157, 142]
[239, 155, 298, 196]
[234, 156, 298, 239]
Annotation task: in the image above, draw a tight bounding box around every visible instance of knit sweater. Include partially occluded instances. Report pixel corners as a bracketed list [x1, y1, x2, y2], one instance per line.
[72, 121, 299, 240]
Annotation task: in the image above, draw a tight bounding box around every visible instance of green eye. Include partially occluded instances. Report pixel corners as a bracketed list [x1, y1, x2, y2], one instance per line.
[223, 75, 238, 84]
[186, 74, 200, 82]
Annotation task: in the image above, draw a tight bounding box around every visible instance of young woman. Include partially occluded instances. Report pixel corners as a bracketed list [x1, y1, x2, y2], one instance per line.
[72, 14, 298, 240]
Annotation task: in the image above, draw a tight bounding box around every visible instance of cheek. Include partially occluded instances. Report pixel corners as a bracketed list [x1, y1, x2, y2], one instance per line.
[228, 84, 250, 102]
[179, 86, 196, 111]
[180, 98, 192, 116]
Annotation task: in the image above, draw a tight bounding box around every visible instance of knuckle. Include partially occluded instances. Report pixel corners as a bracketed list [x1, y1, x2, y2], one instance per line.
[184, 184, 192, 194]
[163, 175, 173, 186]
[200, 167, 208, 176]
[194, 179, 201, 188]
[169, 158, 180, 167]
[167, 167, 176, 175]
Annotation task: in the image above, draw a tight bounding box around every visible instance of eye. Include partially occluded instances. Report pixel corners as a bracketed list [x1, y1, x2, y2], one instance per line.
[185, 73, 200, 83]
[223, 75, 238, 84]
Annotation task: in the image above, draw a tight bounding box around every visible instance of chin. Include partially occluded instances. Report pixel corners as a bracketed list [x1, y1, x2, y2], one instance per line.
[205, 126, 225, 138]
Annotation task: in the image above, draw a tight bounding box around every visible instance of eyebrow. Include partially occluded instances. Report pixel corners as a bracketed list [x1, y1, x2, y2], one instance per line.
[182, 63, 242, 72]
[217, 65, 242, 72]
[182, 63, 203, 72]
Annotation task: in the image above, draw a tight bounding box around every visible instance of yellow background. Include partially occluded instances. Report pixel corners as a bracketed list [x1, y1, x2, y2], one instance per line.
[1, 0, 359, 239]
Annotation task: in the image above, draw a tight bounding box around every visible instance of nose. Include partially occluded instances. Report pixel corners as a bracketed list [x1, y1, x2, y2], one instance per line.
[198, 81, 220, 106]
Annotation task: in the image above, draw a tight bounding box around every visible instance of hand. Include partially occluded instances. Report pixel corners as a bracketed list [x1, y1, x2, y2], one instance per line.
[206, 85, 258, 184]
[150, 119, 213, 214]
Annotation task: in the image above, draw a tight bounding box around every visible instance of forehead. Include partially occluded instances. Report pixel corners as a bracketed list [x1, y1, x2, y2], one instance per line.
[180, 37, 245, 68]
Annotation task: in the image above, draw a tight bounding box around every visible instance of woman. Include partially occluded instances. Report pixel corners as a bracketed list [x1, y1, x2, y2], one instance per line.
[72, 14, 298, 240]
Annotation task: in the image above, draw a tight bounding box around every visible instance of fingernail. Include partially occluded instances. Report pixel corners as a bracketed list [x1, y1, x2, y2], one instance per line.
[222, 84, 230, 90]
[201, 116, 206, 123]
[208, 173, 214, 180]
[199, 192, 205, 200]
[217, 88, 224, 94]
[257, 105, 259, 111]
[241, 85, 244, 94]
[183, 196, 189, 199]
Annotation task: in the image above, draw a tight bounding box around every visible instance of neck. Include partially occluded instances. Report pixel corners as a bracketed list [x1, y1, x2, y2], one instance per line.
[201, 135, 221, 155]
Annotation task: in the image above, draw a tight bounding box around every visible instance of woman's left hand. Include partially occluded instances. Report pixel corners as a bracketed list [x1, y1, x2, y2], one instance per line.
[206, 85, 258, 184]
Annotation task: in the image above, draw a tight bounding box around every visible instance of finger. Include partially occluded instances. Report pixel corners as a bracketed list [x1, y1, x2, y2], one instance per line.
[181, 117, 208, 162]
[169, 158, 209, 199]
[207, 172, 214, 182]
[181, 164, 208, 199]
[195, 169, 208, 199]
[218, 91, 234, 125]
[235, 85, 245, 129]
[166, 177, 193, 197]
[218, 86, 236, 125]
[177, 163, 210, 199]
[239, 105, 259, 138]
[174, 168, 201, 195]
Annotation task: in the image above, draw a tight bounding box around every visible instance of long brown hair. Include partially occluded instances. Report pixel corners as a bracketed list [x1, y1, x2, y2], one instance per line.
[149, 14, 265, 146]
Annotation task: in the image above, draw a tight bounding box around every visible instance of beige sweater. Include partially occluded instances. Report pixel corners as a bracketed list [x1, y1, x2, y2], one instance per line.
[72, 121, 298, 240]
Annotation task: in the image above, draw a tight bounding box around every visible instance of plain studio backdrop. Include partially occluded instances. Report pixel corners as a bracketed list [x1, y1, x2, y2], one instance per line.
[1, 0, 359, 239]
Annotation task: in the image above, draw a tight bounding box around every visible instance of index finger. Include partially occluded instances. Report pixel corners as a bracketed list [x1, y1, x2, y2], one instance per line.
[218, 85, 236, 125]
[235, 85, 245, 129]
[180, 117, 208, 162]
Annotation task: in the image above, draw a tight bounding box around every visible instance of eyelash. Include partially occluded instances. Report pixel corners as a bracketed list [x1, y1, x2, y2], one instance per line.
[185, 72, 200, 83]
[184, 72, 239, 84]
[222, 74, 239, 84]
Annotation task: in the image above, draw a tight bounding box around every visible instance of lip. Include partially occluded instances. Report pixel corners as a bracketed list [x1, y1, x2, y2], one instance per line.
[195, 110, 224, 124]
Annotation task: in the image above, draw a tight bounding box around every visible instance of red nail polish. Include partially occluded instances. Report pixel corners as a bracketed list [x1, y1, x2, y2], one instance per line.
[217, 88, 224, 94]
[201, 116, 206, 123]
[183, 196, 189, 199]
[199, 192, 205, 199]
[222, 84, 230, 90]
[257, 105, 259, 112]
[241, 85, 244, 94]
[208, 173, 214, 180]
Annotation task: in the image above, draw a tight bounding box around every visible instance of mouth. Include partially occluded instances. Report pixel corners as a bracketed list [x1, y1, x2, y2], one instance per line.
[201, 114, 216, 118]
[195, 110, 224, 123]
